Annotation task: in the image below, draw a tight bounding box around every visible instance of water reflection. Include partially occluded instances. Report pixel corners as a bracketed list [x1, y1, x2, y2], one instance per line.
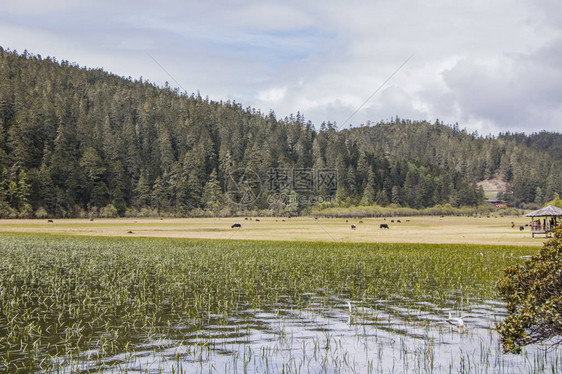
[55, 294, 562, 373]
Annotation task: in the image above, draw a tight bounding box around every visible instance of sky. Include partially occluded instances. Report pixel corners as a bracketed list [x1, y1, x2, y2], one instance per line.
[2, 0, 562, 135]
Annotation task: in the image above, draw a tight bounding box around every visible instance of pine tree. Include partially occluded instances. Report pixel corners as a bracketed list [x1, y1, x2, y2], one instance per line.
[375, 189, 389, 206]
[391, 186, 401, 205]
[360, 169, 376, 206]
[16, 169, 31, 214]
[202, 169, 222, 213]
[534, 186, 543, 206]
[134, 172, 151, 208]
[112, 187, 127, 216]
[151, 176, 168, 213]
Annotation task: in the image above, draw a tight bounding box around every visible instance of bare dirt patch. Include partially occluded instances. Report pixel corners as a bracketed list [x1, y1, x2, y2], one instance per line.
[477, 178, 508, 193]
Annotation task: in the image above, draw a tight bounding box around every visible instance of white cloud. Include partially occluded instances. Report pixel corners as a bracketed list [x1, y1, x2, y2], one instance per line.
[1, 0, 562, 134]
[257, 87, 287, 103]
[439, 37, 562, 133]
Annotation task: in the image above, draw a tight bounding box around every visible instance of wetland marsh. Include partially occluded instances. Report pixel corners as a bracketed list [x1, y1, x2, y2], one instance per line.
[0, 233, 559, 373]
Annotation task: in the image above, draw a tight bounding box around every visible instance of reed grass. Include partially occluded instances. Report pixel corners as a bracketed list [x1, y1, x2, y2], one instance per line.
[0, 233, 538, 372]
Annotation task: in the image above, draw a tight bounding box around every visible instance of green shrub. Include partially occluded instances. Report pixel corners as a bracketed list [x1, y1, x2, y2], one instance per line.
[497, 226, 562, 353]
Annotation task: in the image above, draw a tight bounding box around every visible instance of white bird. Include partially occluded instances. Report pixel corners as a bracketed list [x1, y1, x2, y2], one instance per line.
[347, 301, 377, 323]
[347, 301, 369, 315]
[446, 312, 469, 330]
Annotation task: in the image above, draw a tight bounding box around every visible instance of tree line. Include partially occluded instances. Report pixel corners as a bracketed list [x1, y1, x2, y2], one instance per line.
[1, 48, 561, 217]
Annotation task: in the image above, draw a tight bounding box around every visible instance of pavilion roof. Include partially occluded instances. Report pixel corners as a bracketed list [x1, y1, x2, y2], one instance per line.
[525, 205, 562, 217]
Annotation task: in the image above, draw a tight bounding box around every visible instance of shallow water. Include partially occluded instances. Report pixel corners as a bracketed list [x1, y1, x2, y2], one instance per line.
[55, 294, 562, 373]
[1, 235, 552, 372]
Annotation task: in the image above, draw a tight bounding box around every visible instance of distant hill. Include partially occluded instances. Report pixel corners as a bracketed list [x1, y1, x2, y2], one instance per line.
[1, 47, 561, 217]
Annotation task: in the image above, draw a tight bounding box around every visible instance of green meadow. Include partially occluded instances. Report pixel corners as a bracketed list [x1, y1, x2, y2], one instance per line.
[2, 233, 560, 373]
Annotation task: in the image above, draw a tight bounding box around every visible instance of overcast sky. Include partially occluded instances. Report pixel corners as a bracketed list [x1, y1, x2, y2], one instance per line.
[2, 0, 561, 135]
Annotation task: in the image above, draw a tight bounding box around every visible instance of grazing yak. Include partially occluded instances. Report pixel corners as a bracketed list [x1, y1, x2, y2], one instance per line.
[519, 226, 524, 231]
[231, 223, 242, 228]
[380, 223, 390, 229]
[351, 224, 357, 229]
[47, 219, 54, 223]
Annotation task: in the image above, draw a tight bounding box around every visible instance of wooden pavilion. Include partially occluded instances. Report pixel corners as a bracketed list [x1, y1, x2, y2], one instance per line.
[525, 205, 562, 238]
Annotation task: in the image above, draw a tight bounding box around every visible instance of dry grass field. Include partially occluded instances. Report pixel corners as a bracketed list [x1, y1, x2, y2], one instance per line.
[0, 215, 546, 246]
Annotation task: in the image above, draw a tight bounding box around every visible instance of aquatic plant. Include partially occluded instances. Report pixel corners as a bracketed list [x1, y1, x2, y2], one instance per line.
[0, 234, 543, 372]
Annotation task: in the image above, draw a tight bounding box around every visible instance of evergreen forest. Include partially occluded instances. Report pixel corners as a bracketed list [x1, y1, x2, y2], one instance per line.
[1, 48, 561, 218]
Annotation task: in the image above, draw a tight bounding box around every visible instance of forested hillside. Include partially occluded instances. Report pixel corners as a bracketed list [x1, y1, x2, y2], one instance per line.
[1, 48, 561, 217]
